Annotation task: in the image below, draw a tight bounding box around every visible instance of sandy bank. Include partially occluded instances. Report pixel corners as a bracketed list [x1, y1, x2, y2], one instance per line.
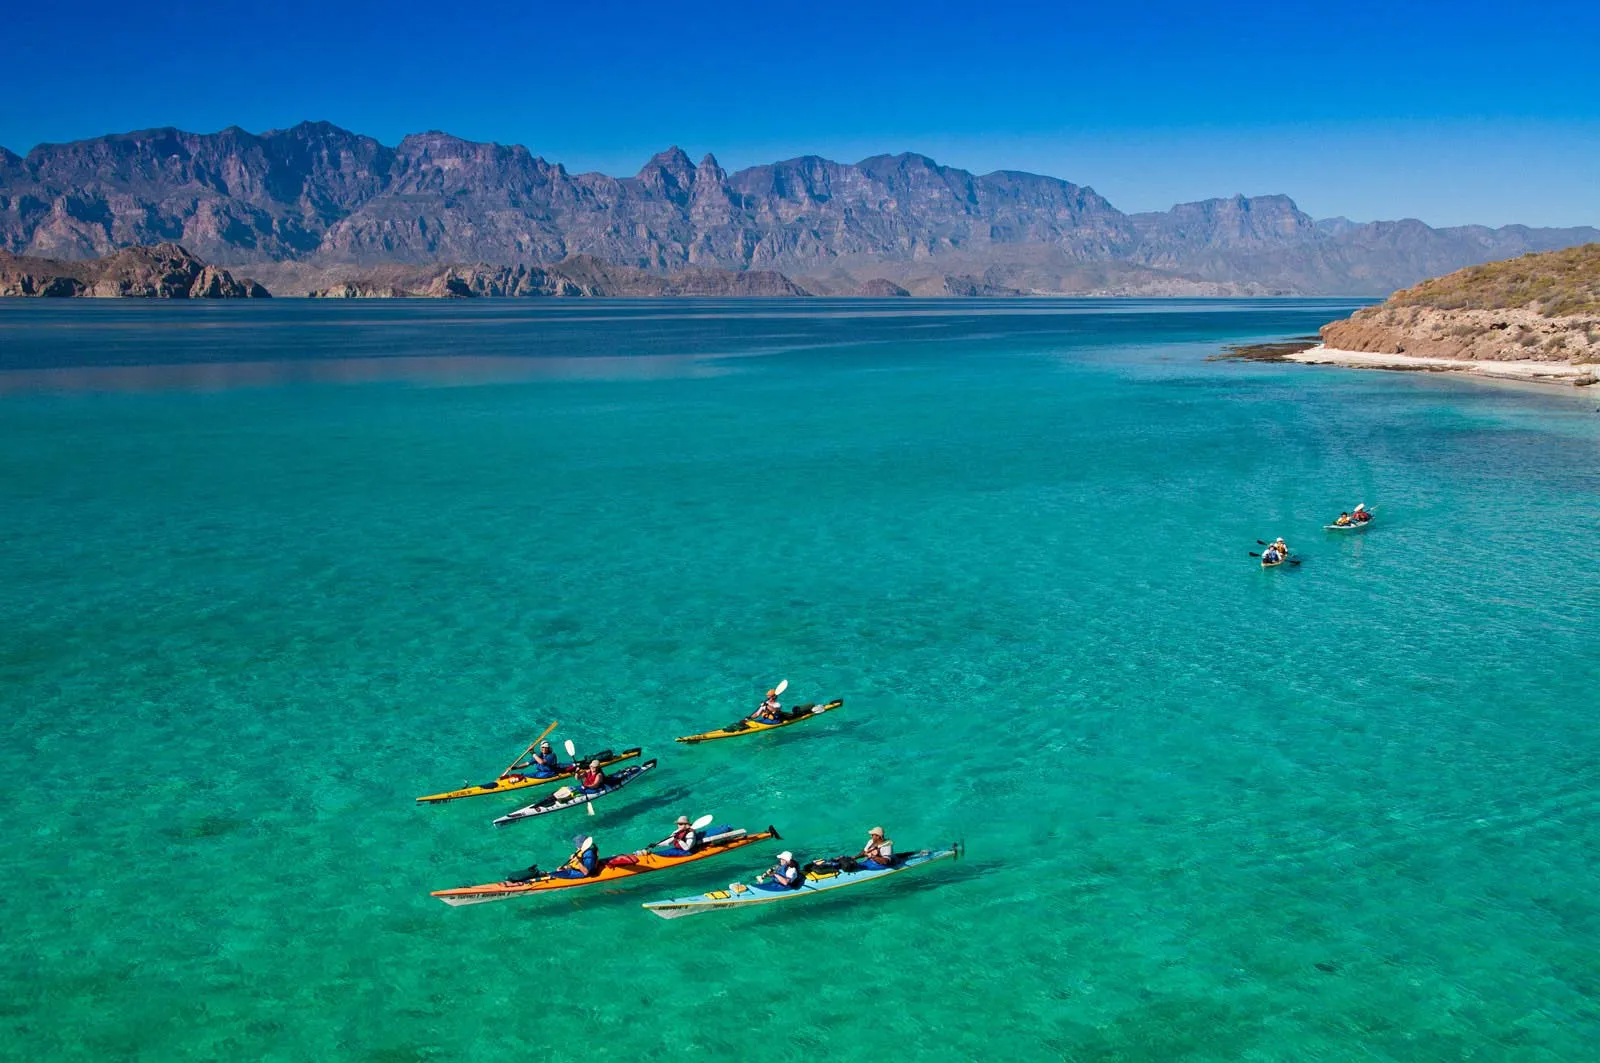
[1288, 346, 1599, 388]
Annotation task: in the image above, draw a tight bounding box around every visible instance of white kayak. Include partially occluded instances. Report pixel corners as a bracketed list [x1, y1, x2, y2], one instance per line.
[641, 843, 961, 919]
[492, 760, 656, 826]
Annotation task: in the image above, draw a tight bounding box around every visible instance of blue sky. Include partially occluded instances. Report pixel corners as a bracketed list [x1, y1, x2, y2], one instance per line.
[6, 0, 1597, 227]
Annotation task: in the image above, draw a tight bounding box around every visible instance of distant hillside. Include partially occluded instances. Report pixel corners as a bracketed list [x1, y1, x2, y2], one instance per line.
[0, 243, 268, 298]
[304, 255, 809, 298]
[2, 122, 1597, 296]
[1320, 243, 1600, 363]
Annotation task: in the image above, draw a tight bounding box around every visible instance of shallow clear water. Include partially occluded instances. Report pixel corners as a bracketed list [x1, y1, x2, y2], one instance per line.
[1, 299, 1596, 1061]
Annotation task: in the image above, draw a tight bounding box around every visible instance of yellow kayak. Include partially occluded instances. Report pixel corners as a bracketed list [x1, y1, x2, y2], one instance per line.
[676, 700, 843, 744]
[416, 747, 642, 803]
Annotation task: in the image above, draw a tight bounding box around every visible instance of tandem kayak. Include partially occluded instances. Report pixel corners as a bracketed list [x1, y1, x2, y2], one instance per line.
[1324, 519, 1373, 531]
[642, 843, 961, 919]
[676, 700, 844, 744]
[416, 747, 643, 803]
[492, 760, 658, 826]
[430, 825, 780, 906]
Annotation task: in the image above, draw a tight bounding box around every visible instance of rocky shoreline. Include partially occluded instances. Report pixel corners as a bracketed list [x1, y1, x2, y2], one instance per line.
[0, 244, 268, 298]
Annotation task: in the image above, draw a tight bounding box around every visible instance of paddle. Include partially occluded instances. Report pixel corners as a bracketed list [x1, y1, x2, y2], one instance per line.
[502, 720, 559, 778]
[642, 813, 715, 853]
[558, 739, 599, 816]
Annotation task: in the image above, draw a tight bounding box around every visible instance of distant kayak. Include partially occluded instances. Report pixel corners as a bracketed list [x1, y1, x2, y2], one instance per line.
[430, 825, 778, 906]
[642, 843, 961, 919]
[492, 760, 657, 826]
[1325, 519, 1374, 531]
[676, 699, 844, 744]
[416, 747, 642, 803]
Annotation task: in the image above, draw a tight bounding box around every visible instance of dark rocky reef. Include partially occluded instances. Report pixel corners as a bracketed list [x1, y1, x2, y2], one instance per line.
[0, 243, 269, 298]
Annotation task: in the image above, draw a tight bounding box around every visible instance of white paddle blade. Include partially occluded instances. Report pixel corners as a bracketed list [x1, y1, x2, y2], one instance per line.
[774, 679, 789, 696]
[691, 813, 715, 830]
[586, 801, 595, 816]
[1355, 503, 1366, 512]
[564, 739, 577, 758]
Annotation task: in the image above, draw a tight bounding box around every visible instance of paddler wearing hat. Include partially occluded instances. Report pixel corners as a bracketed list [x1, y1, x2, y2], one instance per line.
[576, 759, 609, 794]
[751, 688, 783, 723]
[554, 834, 600, 878]
[856, 826, 895, 870]
[760, 850, 802, 890]
[650, 815, 702, 857]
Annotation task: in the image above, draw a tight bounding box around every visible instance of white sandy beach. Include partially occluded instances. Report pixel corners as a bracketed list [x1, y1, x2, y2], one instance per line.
[1289, 346, 1598, 388]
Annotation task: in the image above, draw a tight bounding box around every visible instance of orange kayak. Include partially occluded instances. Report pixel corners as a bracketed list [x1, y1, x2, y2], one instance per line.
[431, 826, 780, 905]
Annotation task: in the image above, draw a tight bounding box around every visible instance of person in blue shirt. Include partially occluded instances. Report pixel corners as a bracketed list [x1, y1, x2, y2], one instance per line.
[528, 741, 560, 777]
[553, 835, 600, 878]
[760, 851, 802, 890]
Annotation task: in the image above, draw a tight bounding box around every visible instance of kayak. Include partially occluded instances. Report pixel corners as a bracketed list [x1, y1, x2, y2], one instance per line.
[1325, 519, 1374, 531]
[676, 699, 844, 744]
[1261, 555, 1295, 568]
[642, 843, 961, 919]
[430, 825, 779, 906]
[492, 760, 658, 826]
[416, 747, 642, 803]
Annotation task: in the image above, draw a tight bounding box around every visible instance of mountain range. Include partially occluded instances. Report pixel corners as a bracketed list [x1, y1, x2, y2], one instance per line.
[2, 121, 1596, 297]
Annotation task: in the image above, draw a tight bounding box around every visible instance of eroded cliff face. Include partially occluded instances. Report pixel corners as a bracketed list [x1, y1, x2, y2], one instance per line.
[0, 243, 269, 297]
[307, 255, 809, 298]
[6, 123, 1598, 296]
[1320, 306, 1600, 363]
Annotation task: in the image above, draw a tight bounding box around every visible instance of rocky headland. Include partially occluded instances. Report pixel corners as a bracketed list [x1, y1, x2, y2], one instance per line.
[0, 243, 268, 298]
[1304, 244, 1600, 386]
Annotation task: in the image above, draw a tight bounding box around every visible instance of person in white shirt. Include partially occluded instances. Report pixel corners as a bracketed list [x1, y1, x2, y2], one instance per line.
[857, 827, 894, 869]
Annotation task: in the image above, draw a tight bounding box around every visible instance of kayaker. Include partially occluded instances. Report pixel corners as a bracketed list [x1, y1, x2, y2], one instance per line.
[751, 689, 783, 723]
[1272, 537, 1289, 556]
[1262, 545, 1283, 564]
[528, 741, 560, 777]
[652, 815, 701, 856]
[577, 759, 609, 794]
[1353, 508, 1372, 524]
[760, 851, 803, 890]
[1333, 512, 1352, 527]
[857, 827, 895, 869]
[553, 835, 601, 879]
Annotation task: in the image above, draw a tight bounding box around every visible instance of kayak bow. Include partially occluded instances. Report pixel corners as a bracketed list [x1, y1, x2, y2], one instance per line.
[676, 700, 844, 745]
[642, 843, 961, 919]
[492, 760, 658, 826]
[431, 826, 780, 906]
[416, 747, 642, 803]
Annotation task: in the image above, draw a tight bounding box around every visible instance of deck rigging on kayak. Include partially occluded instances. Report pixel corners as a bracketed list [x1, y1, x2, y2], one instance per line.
[431, 820, 780, 905]
[642, 842, 962, 918]
[677, 684, 844, 744]
[416, 719, 643, 803]
[492, 759, 658, 826]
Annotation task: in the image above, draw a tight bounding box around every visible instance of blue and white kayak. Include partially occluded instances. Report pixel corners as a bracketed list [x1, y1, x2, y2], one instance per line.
[492, 760, 656, 826]
[640, 843, 961, 918]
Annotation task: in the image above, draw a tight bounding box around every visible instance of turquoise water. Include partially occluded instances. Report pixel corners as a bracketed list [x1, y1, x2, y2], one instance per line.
[1, 299, 1597, 1061]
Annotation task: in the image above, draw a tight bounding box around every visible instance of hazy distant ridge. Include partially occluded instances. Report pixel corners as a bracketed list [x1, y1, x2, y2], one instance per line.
[2, 122, 1595, 296]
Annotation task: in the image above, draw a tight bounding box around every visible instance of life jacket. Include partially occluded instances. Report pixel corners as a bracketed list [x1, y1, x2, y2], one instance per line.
[563, 847, 599, 876]
[774, 862, 799, 887]
[581, 769, 604, 788]
[668, 827, 696, 850]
